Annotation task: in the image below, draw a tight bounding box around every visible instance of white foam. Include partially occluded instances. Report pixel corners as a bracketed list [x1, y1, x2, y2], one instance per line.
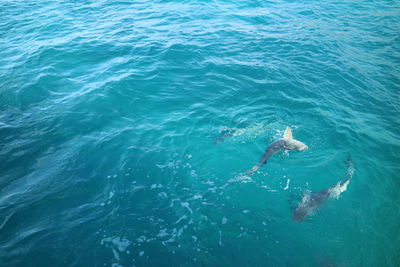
[132, 185, 146, 191]
[137, 236, 147, 243]
[261, 185, 278, 192]
[181, 202, 193, 214]
[156, 163, 167, 169]
[192, 194, 202, 200]
[101, 236, 131, 252]
[228, 174, 253, 184]
[283, 179, 290, 190]
[158, 192, 168, 198]
[208, 187, 217, 193]
[175, 215, 187, 224]
[157, 229, 169, 238]
[190, 170, 197, 177]
[150, 184, 163, 189]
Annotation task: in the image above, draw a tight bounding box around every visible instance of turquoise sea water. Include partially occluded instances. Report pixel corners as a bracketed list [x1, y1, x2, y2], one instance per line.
[1, 0, 399, 266]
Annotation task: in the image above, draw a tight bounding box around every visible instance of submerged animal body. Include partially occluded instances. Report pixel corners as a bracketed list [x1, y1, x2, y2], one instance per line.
[213, 124, 266, 145]
[247, 127, 308, 175]
[292, 156, 354, 222]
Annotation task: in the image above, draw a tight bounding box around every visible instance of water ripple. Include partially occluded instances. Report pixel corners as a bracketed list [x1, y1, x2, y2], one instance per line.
[1, 0, 399, 266]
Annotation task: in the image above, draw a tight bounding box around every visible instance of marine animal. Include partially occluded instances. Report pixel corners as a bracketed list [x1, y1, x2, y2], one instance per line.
[292, 155, 355, 222]
[213, 124, 266, 145]
[213, 132, 234, 145]
[247, 126, 308, 175]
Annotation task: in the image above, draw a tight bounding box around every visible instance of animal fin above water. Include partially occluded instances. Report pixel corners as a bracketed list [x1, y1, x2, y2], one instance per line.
[283, 126, 293, 140]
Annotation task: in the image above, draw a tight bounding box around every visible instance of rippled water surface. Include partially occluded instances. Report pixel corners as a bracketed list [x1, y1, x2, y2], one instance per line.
[1, 0, 399, 266]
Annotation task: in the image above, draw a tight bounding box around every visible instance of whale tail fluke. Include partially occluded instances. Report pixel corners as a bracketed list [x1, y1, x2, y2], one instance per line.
[283, 126, 293, 140]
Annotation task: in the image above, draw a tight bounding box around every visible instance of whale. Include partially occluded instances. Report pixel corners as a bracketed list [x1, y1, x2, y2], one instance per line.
[213, 124, 266, 145]
[247, 126, 308, 175]
[292, 155, 355, 222]
[213, 132, 234, 145]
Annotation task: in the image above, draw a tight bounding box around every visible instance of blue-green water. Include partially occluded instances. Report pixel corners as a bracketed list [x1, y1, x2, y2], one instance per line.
[1, 0, 399, 266]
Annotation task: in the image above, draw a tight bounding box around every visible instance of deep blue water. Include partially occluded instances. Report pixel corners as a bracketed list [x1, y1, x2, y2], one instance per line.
[1, 0, 399, 266]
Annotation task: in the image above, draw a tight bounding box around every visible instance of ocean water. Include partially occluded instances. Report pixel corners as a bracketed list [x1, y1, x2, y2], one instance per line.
[1, 0, 399, 266]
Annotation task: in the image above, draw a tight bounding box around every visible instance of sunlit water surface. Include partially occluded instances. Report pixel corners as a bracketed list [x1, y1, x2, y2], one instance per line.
[1, 0, 399, 266]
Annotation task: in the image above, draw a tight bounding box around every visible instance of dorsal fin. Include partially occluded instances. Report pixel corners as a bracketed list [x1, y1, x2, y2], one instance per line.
[283, 126, 293, 140]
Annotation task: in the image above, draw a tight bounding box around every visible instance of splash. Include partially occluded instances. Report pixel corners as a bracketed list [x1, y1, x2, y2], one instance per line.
[227, 173, 254, 184]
